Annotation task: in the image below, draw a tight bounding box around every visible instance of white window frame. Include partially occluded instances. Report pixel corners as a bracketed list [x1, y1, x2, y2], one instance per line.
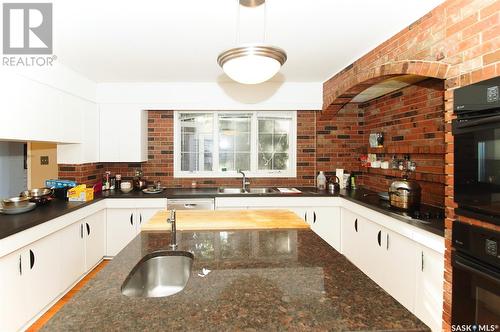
[174, 110, 297, 178]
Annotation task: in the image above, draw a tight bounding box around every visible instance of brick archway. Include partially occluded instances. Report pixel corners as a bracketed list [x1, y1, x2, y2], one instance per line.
[322, 60, 449, 118]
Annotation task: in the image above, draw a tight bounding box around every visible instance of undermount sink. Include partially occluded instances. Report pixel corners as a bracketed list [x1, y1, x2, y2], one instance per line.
[121, 250, 193, 298]
[218, 187, 246, 194]
[218, 187, 277, 194]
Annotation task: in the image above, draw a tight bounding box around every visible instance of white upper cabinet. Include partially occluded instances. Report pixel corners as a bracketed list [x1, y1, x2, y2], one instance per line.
[99, 104, 148, 162]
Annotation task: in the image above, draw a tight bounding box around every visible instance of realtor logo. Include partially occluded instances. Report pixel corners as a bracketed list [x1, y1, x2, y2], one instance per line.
[3, 3, 53, 54]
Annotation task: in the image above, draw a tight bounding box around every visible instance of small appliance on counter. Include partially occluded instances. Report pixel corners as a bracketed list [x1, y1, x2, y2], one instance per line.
[133, 169, 148, 191]
[388, 175, 421, 211]
[328, 176, 341, 194]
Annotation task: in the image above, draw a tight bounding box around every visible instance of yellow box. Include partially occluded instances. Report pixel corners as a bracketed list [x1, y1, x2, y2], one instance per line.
[68, 185, 94, 202]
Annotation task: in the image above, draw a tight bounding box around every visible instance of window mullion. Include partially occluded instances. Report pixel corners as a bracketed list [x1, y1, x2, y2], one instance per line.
[213, 112, 219, 173]
[251, 112, 258, 173]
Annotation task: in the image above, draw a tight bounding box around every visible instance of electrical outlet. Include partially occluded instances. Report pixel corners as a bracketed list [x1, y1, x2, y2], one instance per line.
[40, 156, 49, 165]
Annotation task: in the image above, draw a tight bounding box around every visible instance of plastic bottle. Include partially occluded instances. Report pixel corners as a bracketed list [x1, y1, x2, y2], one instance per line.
[317, 171, 327, 190]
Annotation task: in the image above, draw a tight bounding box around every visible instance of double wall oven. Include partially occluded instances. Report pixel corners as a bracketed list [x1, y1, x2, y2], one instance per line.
[453, 76, 500, 225]
[452, 77, 500, 328]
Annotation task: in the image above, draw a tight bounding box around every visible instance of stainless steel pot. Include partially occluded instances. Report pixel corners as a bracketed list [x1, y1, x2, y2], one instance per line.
[2, 196, 30, 208]
[388, 178, 421, 210]
[21, 187, 53, 199]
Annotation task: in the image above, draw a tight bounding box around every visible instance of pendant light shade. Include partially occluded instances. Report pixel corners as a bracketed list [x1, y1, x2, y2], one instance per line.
[217, 45, 287, 84]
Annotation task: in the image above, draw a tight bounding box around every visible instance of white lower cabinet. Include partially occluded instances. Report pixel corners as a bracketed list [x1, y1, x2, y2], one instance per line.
[59, 222, 86, 290]
[341, 207, 443, 331]
[415, 245, 444, 332]
[106, 208, 159, 256]
[0, 232, 61, 332]
[83, 210, 106, 271]
[308, 207, 341, 252]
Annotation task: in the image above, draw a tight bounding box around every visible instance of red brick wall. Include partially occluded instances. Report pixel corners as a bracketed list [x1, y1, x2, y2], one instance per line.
[58, 163, 103, 187]
[60, 111, 318, 188]
[359, 79, 445, 206]
[321, 0, 500, 329]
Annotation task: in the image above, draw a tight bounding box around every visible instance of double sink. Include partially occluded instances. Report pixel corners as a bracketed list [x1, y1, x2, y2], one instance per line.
[218, 187, 278, 194]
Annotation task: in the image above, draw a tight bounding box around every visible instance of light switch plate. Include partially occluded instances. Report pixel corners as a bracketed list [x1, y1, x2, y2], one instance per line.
[40, 156, 49, 165]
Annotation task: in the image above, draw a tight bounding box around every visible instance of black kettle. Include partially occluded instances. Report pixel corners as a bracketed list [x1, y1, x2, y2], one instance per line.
[328, 176, 341, 194]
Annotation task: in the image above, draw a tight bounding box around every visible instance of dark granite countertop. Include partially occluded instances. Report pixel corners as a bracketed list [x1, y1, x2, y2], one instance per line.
[164, 187, 445, 237]
[41, 229, 429, 331]
[0, 186, 444, 240]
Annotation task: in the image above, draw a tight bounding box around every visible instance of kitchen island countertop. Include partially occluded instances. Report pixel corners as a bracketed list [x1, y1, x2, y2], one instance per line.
[41, 229, 429, 331]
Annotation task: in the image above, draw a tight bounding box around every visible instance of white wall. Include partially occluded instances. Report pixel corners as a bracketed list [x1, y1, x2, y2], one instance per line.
[96, 81, 322, 110]
[0, 142, 27, 198]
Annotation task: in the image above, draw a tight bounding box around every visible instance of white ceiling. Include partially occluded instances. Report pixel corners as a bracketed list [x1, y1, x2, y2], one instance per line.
[53, 0, 444, 83]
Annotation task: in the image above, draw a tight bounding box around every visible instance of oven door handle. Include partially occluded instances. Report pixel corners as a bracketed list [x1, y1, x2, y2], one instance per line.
[454, 255, 500, 284]
[455, 114, 500, 129]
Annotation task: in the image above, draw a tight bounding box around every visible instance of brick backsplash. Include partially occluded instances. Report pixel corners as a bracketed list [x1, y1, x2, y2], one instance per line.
[358, 79, 445, 206]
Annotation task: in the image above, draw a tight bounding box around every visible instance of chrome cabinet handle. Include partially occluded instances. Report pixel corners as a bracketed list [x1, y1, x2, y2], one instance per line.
[29, 250, 35, 269]
[184, 204, 197, 208]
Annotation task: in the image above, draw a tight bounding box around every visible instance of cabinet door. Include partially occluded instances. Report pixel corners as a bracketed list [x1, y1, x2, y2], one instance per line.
[289, 207, 309, 225]
[377, 228, 417, 311]
[106, 209, 137, 256]
[341, 208, 364, 266]
[84, 210, 106, 270]
[415, 246, 444, 332]
[24, 232, 63, 318]
[0, 248, 28, 332]
[310, 207, 341, 252]
[59, 222, 86, 290]
[135, 208, 161, 232]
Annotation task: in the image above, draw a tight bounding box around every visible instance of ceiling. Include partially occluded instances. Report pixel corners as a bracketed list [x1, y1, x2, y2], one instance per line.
[53, 0, 444, 83]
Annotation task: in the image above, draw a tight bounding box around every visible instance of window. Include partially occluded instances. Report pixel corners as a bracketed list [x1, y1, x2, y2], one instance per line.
[174, 111, 296, 177]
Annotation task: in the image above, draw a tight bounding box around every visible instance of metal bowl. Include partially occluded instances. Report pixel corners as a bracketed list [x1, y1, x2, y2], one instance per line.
[2, 196, 30, 209]
[21, 188, 53, 199]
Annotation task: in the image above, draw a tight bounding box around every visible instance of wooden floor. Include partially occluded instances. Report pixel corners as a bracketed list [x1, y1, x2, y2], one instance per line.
[27, 260, 110, 332]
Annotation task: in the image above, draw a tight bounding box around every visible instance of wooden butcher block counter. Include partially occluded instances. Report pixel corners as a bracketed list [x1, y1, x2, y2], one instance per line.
[141, 209, 309, 231]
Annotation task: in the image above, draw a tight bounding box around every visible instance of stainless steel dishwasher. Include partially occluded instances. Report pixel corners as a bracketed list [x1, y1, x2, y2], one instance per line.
[166, 198, 215, 210]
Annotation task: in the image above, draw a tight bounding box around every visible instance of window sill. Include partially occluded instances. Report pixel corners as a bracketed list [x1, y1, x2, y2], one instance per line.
[173, 170, 297, 178]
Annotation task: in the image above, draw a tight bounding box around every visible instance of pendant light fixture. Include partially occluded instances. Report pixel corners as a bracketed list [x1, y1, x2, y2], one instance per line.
[217, 0, 287, 85]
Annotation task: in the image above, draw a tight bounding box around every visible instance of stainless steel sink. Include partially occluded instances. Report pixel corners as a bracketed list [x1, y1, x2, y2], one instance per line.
[218, 187, 277, 194]
[246, 187, 277, 194]
[121, 250, 193, 298]
[218, 187, 246, 194]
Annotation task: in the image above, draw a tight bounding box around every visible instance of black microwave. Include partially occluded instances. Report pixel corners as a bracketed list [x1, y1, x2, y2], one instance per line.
[452, 76, 500, 225]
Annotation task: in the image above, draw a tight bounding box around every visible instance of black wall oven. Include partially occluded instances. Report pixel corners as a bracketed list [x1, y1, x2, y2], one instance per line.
[452, 222, 500, 327]
[453, 76, 500, 225]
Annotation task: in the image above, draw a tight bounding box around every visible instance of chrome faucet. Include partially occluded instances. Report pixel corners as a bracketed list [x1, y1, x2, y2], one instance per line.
[167, 209, 177, 250]
[238, 169, 250, 192]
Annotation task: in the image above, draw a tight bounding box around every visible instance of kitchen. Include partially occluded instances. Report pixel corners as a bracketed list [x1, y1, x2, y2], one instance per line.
[0, 0, 499, 331]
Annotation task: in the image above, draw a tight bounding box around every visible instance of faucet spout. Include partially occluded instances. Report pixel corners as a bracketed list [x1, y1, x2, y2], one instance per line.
[237, 169, 250, 192]
[167, 209, 177, 250]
